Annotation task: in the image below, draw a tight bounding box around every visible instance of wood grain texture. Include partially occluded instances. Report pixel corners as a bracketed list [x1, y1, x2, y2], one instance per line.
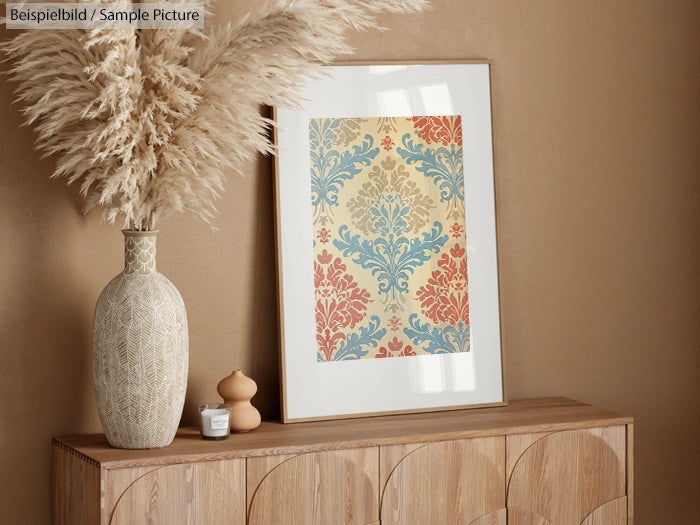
[248, 449, 378, 525]
[505, 431, 551, 481]
[381, 437, 505, 525]
[506, 508, 550, 524]
[104, 465, 161, 522]
[52, 442, 101, 525]
[506, 427, 627, 525]
[246, 452, 297, 509]
[247, 448, 380, 516]
[470, 509, 508, 525]
[581, 497, 627, 525]
[53, 398, 632, 471]
[52, 399, 633, 525]
[109, 460, 244, 524]
[626, 424, 634, 525]
[379, 442, 424, 491]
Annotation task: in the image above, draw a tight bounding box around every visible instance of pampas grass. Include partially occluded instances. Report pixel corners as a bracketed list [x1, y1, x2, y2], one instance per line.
[2, 0, 430, 230]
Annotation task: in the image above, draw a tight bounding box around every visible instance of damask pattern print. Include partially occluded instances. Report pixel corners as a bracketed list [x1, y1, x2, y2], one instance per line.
[409, 116, 463, 146]
[309, 118, 380, 225]
[376, 337, 416, 358]
[416, 244, 469, 326]
[311, 116, 470, 361]
[396, 116, 465, 221]
[405, 243, 471, 354]
[314, 249, 385, 361]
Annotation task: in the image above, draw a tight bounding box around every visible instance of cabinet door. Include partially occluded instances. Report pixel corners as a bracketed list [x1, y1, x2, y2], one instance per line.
[380, 437, 506, 525]
[506, 426, 627, 525]
[108, 460, 245, 524]
[248, 448, 379, 525]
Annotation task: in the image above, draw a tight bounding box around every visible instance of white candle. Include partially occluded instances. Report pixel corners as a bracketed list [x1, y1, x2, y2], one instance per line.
[199, 404, 231, 440]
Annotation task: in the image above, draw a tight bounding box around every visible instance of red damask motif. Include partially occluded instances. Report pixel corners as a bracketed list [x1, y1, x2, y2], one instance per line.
[450, 222, 464, 238]
[409, 116, 462, 147]
[376, 336, 416, 358]
[315, 250, 371, 361]
[388, 315, 402, 332]
[317, 227, 331, 244]
[416, 244, 469, 325]
[381, 135, 395, 151]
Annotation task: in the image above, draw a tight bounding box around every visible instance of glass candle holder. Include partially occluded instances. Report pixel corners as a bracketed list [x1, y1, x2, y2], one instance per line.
[199, 403, 231, 440]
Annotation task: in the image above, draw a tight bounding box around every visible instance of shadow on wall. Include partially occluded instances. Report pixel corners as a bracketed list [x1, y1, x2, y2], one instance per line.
[177, 148, 282, 422]
[245, 150, 281, 420]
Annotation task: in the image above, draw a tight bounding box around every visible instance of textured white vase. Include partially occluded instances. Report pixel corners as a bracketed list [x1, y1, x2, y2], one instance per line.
[93, 230, 188, 449]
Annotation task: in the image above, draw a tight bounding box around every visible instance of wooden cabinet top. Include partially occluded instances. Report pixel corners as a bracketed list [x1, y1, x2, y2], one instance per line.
[53, 397, 632, 471]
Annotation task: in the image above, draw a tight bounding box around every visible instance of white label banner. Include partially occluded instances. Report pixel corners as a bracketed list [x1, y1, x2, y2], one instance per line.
[6, 3, 205, 30]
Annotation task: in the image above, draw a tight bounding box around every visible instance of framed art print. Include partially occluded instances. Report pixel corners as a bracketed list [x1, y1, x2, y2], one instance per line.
[274, 61, 504, 422]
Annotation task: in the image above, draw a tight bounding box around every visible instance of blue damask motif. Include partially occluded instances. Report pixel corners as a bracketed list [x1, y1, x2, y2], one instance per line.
[317, 315, 386, 361]
[403, 314, 471, 354]
[309, 119, 380, 225]
[333, 223, 448, 312]
[371, 193, 412, 237]
[395, 133, 465, 220]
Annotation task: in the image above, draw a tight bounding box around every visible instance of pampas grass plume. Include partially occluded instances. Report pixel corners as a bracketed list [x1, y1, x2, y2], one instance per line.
[2, 0, 431, 230]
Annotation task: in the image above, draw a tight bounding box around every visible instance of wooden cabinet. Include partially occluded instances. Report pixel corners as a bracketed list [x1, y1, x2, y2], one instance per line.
[53, 397, 633, 525]
[506, 426, 629, 524]
[247, 448, 378, 525]
[380, 437, 506, 525]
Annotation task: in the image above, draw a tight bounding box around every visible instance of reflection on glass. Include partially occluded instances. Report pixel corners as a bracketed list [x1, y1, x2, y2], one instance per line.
[448, 353, 476, 392]
[375, 82, 453, 118]
[420, 357, 446, 393]
[377, 88, 412, 115]
[414, 354, 475, 394]
[369, 65, 408, 75]
[419, 83, 453, 114]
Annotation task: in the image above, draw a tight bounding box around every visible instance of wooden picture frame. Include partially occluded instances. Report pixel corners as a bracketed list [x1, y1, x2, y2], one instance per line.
[274, 61, 505, 422]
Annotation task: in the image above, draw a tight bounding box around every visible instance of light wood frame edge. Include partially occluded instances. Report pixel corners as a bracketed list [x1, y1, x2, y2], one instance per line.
[627, 423, 634, 524]
[272, 59, 506, 423]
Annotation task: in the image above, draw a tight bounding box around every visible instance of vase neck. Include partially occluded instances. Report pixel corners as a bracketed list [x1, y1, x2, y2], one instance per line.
[123, 230, 158, 275]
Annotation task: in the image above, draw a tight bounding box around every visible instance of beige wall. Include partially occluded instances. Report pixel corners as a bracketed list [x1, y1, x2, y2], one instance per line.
[1, 1, 698, 522]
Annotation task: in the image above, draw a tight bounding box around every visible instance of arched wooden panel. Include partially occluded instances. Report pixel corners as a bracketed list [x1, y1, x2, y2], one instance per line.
[384, 508, 506, 525]
[505, 431, 552, 480]
[380, 442, 425, 489]
[381, 437, 505, 525]
[581, 497, 627, 525]
[507, 427, 626, 525]
[507, 508, 550, 525]
[470, 508, 507, 524]
[110, 462, 243, 524]
[248, 450, 378, 525]
[246, 452, 297, 509]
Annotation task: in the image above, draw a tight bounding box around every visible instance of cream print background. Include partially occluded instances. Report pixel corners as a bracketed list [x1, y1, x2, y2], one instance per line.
[310, 115, 470, 362]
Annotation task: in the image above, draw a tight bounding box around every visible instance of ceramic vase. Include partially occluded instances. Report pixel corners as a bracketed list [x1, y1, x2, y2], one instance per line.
[217, 369, 261, 432]
[93, 230, 188, 449]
